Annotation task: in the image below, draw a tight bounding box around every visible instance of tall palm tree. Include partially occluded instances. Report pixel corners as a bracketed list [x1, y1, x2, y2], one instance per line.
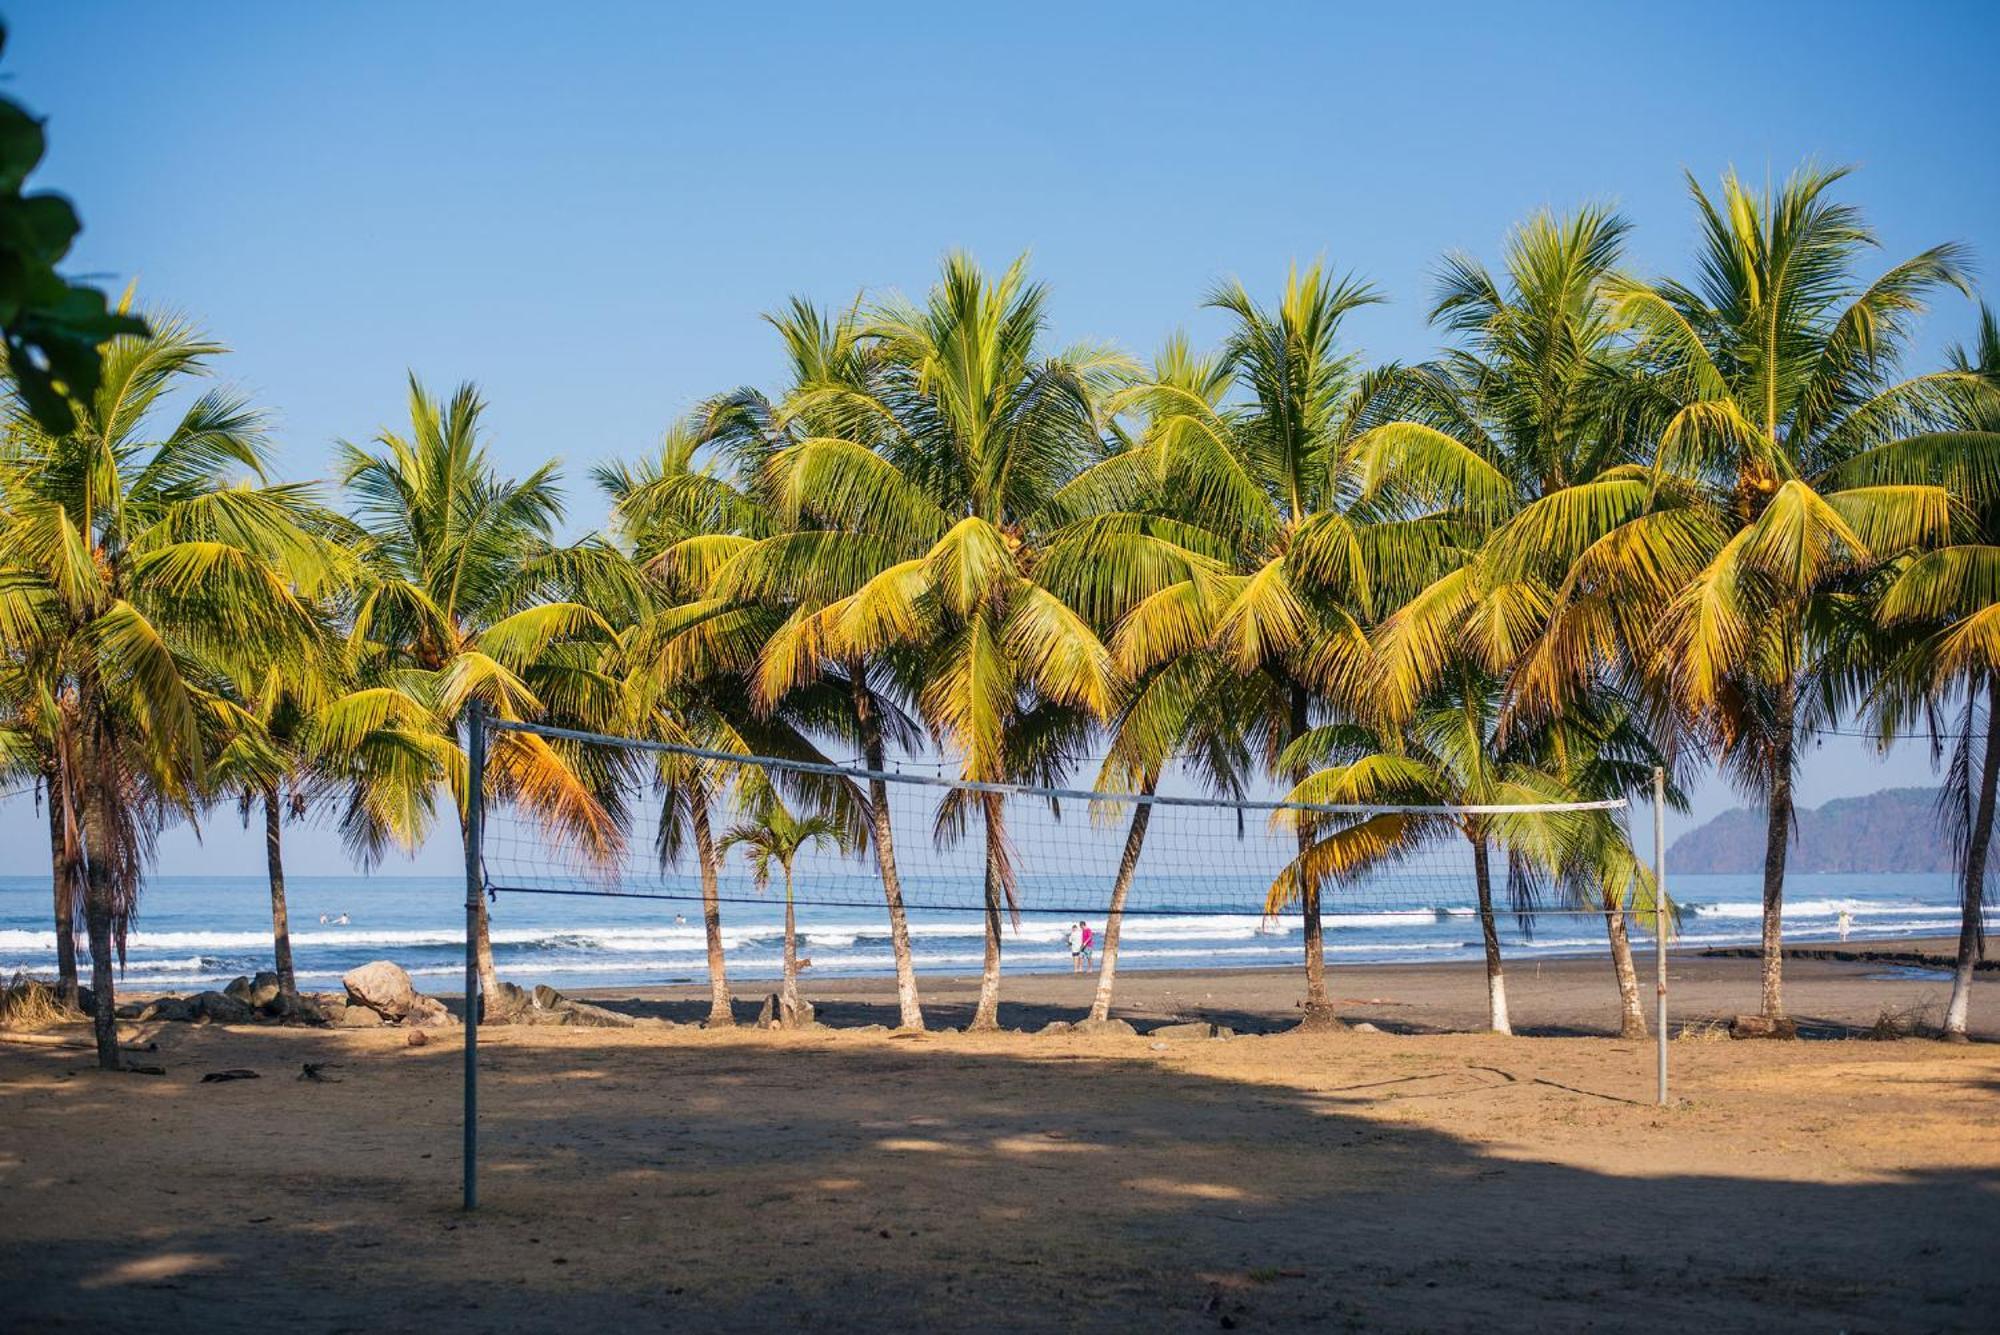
[340, 375, 640, 1017]
[1342, 207, 1668, 1035]
[709, 254, 1124, 1031]
[0, 319, 330, 1066]
[717, 792, 846, 1028]
[1506, 165, 1966, 1022]
[1057, 267, 1429, 1029]
[704, 299, 936, 1031]
[1863, 305, 2000, 1039]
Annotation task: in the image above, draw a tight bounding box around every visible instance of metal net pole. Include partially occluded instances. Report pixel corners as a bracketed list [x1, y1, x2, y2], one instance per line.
[1654, 765, 1668, 1106]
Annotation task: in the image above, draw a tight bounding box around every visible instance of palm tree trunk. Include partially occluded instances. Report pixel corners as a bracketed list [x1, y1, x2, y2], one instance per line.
[854, 677, 923, 1030]
[1472, 833, 1511, 1035]
[1945, 676, 2000, 1040]
[971, 791, 1005, 1032]
[462, 815, 506, 1017]
[1604, 892, 1647, 1039]
[1088, 779, 1156, 1024]
[46, 774, 80, 1007]
[1289, 686, 1342, 1031]
[78, 742, 120, 1070]
[263, 783, 296, 996]
[1759, 679, 1798, 1021]
[691, 797, 733, 1028]
[781, 869, 800, 1028]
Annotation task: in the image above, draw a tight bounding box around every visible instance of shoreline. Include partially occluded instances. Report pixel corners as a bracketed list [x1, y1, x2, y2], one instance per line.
[522, 933, 1994, 1040]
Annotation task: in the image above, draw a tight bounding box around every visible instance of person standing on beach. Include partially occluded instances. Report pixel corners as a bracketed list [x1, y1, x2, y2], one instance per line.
[1838, 908, 1853, 942]
[1068, 921, 1085, 973]
[1081, 921, 1094, 967]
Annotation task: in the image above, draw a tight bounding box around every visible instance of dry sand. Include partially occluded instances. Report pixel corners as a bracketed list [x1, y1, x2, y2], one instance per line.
[2, 945, 1997, 1332]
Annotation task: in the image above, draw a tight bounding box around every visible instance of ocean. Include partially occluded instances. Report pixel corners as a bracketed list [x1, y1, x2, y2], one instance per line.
[0, 871, 1972, 994]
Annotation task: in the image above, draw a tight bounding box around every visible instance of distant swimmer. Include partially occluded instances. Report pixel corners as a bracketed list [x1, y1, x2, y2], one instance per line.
[1837, 907, 1853, 942]
[674, 913, 687, 926]
[318, 913, 330, 925]
[335, 912, 351, 926]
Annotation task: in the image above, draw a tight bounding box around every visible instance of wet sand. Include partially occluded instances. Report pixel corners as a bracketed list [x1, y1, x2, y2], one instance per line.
[573, 935, 1997, 1040]
[1, 942, 1995, 1332]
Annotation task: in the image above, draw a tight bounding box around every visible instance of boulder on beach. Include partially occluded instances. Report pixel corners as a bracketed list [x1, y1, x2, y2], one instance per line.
[343, 961, 421, 1021]
[335, 1003, 383, 1028]
[1148, 1020, 1233, 1041]
[248, 972, 284, 1009]
[401, 994, 459, 1028]
[193, 991, 256, 1025]
[223, 976, 254, 1004]
[1069, 1017, 1138, 1037]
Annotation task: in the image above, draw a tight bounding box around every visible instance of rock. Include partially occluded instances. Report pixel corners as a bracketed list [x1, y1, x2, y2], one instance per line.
[335, 1003, 384, 1027]
[848, 1023, 890, 1035]
[265, 991, 325, 1024]
[556, 999, 637, 1029]
[401, 994, 459, 1028]
[115, 1000, 149, 1019]
[405, 1029, 430, 1047]
[76, 985, 95, 1013]
[532, 984, 566, 1011]
[634, 1017, 674, 1030]
[248, 972, 283, 1009]
[1036, 1020, 1074, 1036]
[138, 996, 196, 1023]
[1068, 1017, 1138, 1037]
[1149, 1021, 1232, 1041]
[344, 961, 421, 1020]
[1351, 1022, 1383, 1034]
[481, 980, 532, 1024]
[1729, 1014, 1799, 1040]
[192, 991, 256, 1024]
[223, 976, 254, 1004]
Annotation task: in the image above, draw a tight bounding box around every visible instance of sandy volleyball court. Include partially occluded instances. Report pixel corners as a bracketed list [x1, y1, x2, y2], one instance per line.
[3, 950, 1997, 1332]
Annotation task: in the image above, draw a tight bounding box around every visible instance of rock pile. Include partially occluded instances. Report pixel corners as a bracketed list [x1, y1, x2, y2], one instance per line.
[483, 980, 668, 1029]
[326, 961, 460, 1029]
[118, 970, 323, 1025]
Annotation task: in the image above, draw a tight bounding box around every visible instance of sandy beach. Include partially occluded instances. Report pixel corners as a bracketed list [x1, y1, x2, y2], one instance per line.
[3, 943, 1997, 1332]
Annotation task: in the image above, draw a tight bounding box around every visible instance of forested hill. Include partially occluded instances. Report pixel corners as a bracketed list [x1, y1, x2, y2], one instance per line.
[1668, 788, 1955, 874]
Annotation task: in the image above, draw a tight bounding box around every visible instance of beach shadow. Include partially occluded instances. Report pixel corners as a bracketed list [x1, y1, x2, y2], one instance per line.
[3, 1029, 1996, 1333]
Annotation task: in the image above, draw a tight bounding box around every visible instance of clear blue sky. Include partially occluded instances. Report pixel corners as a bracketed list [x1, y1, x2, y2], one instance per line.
[4, 0, 1996, 874]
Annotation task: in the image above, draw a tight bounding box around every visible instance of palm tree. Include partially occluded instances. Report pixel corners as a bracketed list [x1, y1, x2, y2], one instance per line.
[0, 319, 330, 1066]
[1342, 207, 1669, 1035]
[718, 793, 846, 1028]
[703, 298, 935, 1030]
[1863, 305, 2000, 1039]
[1508, 165, 1966, 1023]
[711, 254, 1124, 1031]
[340, 375, 641, 1017]
[1055, 267, 1431, 1029]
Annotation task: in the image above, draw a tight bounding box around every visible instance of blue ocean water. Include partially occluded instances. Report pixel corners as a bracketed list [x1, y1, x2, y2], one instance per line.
[0, 871, 1970, 994]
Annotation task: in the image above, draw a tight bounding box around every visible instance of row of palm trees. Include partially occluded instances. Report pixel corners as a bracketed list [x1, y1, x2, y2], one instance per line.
[5, 163, 1996, 1067]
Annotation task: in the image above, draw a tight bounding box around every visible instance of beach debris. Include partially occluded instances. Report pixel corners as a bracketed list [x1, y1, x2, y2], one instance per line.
[1148, 1021, 1235, 1041]
[199, 1069, 260, 1083]
[298, 1062, 342, 1082]
[119, 1063, 167, 1076]
[0, 977, 85, 1031]
[755, 992, 815, 1030]
[1727, 1014, 1800, 1040]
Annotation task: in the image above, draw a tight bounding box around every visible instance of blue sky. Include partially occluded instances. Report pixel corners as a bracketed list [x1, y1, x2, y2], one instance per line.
[4, 0, 1997, 875]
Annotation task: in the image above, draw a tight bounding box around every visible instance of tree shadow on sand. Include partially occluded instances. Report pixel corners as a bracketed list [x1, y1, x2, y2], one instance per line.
[4, 1034, 1995, 1333]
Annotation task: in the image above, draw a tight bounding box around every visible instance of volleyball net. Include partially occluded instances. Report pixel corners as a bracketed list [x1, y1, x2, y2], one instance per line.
[475, 718, 1647, 927]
